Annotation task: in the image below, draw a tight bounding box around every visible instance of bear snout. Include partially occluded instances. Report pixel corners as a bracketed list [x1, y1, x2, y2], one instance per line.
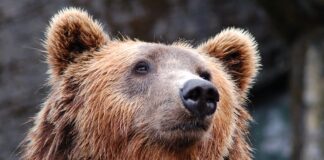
[180, 79, 219, 119]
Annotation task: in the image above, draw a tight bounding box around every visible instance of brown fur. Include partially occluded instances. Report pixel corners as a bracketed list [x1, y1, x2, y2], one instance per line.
[22, 8, 260, 160]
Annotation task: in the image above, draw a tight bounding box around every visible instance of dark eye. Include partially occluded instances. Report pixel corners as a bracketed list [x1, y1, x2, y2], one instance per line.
[199, 71, 211, 81]
[134, 61, 150, 75]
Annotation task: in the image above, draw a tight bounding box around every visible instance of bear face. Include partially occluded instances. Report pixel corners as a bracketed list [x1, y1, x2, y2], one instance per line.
[23, 8, 260, 160]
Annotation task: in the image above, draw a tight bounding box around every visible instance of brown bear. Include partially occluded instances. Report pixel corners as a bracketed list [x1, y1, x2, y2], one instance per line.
[22, 8, 260, 160]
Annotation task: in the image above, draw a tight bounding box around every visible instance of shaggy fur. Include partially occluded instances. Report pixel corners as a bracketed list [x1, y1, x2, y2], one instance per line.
[22, 8, 260, 160]
[46, 8, 109, 82]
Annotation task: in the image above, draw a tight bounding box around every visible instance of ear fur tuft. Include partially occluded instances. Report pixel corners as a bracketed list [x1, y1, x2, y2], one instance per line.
[198, 28, 261, 95]
[45, 7, 109, 79]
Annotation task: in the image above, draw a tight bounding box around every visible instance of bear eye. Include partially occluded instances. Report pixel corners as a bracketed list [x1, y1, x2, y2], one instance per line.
[199, 71, 211, 81]
[134, 61, 150, 75]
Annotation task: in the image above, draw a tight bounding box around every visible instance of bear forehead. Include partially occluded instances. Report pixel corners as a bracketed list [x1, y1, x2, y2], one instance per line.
[103, 41, 209, 69]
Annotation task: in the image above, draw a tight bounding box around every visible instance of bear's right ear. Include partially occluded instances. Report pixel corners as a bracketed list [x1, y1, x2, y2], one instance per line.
[45, 8, 109, 79]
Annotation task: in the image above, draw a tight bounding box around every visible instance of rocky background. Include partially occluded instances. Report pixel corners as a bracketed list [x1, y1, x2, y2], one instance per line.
[0, 0, 323, 160]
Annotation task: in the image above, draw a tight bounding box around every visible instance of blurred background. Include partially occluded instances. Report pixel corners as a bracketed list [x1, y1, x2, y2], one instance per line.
[0, 0, 323, 159]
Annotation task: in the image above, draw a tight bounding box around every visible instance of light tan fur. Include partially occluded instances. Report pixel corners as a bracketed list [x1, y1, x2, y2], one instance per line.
[22, 8, 260, 160]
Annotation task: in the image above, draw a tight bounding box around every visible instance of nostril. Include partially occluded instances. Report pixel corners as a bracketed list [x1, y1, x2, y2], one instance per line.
[206, 101, 216, 114]
[185, 87, 202, 101]
[206, 88, 219, 102]
[207, 88, 215, 96]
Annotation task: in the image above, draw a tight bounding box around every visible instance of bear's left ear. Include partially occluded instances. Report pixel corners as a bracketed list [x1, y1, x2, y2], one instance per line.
[197, 28, 260, 95]
[45, 8, 109, 80]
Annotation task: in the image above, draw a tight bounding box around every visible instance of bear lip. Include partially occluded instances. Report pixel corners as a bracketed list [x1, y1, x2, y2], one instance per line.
[168, 121, 209, 132]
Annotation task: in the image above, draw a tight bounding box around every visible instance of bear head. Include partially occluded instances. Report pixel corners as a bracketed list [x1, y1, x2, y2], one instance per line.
[23, 8, 260, 160]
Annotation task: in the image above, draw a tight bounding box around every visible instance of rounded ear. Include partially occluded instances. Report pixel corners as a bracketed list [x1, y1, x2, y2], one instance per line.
[197, 28, 260, 95]
[45, 7, 109, 80]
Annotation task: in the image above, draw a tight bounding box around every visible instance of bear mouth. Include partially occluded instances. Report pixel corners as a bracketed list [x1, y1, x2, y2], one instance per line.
[156, 120, 210, 150]
[168, 121, 209, 132]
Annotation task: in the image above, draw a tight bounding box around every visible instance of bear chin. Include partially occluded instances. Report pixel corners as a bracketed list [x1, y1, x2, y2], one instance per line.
[156, 129, 207, 150]
[154, 118, 212, 150]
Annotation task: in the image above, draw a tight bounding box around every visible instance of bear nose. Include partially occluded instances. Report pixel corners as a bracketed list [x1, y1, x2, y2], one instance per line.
[180, 79, 219, 118]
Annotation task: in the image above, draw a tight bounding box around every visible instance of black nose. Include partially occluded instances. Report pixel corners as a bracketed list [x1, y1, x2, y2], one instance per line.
[180, 79, 219, 118]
